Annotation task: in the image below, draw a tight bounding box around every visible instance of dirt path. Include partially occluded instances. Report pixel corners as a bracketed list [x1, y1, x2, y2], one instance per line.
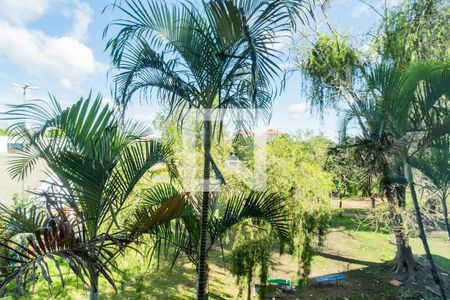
[331, 198, 383, 209]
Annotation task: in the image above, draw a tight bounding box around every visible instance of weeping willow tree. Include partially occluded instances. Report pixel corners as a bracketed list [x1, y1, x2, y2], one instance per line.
[264, 134, 333, 289]
[229, 225, 271, 300]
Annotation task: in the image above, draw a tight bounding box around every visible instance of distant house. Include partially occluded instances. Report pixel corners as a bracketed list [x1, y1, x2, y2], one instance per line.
[0, 136, 28, 154]
[265, 129, 285, 141]
[226, 154, 242, 168]
[233, 128, 286, 141]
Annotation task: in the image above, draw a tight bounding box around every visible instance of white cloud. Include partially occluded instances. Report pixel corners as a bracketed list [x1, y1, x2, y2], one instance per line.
[289, 102, 309, 118]
[388, 0, 403, 7]
[351, 3, 371, 17]
[134, 113, 156, 125]
[0, 22, 105, 89]
[0, 0, 49, 25]
[70, 1, 93, 41]
[102, 97, 114, 106]
[0, 0, 104, 90]
[0, 92, 19, 105]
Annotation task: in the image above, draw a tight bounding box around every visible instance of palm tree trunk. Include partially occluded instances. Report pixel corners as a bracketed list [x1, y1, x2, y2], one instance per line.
[441, 191, 450, 240]
[384, 177, 416, 276]
[247, 266, 253, 300]
[197, 117, 212, 300]
[89, 289, 99, 300]
[89, 272, 99, 300]
[391, 224, 415, 275]
[405, 162, 447, 300]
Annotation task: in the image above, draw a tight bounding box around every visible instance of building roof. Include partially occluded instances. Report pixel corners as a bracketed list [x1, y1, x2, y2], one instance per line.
[235, 129, 285, 137]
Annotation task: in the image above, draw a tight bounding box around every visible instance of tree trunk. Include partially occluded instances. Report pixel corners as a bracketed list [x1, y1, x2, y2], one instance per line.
[89, 289, 99, 300]
[391, 226, 416, 275]
[385, 177, 416, 276]
[405, 162, 447, 300]
[441, 191, 450, 240]
[197, 117, 212, 300]
[247, 266, 253, 300]
[89, 272, 99, 300]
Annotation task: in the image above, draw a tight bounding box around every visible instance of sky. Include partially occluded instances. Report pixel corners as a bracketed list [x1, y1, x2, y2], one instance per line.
[0, 0, 390, 141]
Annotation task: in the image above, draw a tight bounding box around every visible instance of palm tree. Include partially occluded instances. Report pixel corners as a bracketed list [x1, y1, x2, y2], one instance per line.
[410, 136, 450, 239]
[402, 63, 450, 300]
[338, 64, 416, 276]
[0, 95, 179, 299]
[341, 61, 450, 299]
[105, 1, 310, 298]
[126, 183, 290, 281]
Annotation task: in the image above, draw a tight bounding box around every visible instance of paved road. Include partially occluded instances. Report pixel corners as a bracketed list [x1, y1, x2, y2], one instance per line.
[0, 155, 47, 205]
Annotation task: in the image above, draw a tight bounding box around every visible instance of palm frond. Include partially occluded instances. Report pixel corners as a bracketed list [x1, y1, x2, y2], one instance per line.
[0, 218, 130, 293]
[209, 191, 291, 247]
[105, 0, 312, 129]
[0, 204, 49, 238]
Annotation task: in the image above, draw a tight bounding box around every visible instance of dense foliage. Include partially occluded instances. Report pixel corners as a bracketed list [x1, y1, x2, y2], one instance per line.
[325, 144, 370, 198]
[264, 133, 334, 287]
[300, 35, 360, 110]
[377, 0, 450, 67]
[229, 226, 271, 300]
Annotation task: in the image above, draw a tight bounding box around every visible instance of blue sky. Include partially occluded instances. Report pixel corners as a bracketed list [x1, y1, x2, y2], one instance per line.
[0, 0, 391, 140]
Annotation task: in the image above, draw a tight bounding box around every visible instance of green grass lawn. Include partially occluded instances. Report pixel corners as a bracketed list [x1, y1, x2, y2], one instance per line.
[2, 206, 449, 299]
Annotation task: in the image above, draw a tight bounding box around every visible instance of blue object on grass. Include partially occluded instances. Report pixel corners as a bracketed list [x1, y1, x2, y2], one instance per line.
[313, 273, 346, 286]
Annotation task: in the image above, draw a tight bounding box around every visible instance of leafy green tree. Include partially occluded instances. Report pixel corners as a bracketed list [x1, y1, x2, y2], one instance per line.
[229, 227, 271, 300]
[232, 135, 254, 161]
[0, 95, 178, 300]
[377, 0, 450, 68]
[325, 142, 370, 198]
[264, 134, 333, 288]
[105, 1, 311, 298]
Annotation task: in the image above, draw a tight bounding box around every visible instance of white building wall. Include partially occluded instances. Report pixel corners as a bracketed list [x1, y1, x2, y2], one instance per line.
[0, 136, 8, 154]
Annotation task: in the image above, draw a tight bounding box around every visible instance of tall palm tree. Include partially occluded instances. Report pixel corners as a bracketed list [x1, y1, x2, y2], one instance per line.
[105, 1, 311, 298]
[341, 61, 450, 299]
[402, 62, 450, 300]
[338, 63, 416, 276]
[0, 95, 179, 299]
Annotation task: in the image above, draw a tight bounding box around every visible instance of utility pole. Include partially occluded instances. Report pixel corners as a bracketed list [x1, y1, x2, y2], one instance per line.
[11, 83, 39, 99]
